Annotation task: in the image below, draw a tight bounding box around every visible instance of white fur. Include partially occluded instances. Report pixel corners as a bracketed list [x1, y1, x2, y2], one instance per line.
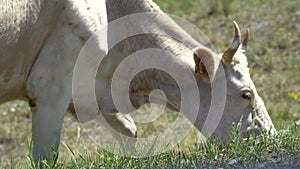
[0, 0, 135, 163]
[0, 0, 276, 163]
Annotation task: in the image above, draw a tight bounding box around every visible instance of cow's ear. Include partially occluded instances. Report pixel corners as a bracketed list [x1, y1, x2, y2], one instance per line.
[193, 47, 216, 83]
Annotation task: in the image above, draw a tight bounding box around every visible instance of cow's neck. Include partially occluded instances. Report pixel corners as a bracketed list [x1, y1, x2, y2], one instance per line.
[103, 0, 212, 127]
[129, 64, 213, 125]
[105, 0, 198, 48]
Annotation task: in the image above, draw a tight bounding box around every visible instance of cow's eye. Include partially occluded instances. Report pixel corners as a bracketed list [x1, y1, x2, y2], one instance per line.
[241, 90, 252, 101]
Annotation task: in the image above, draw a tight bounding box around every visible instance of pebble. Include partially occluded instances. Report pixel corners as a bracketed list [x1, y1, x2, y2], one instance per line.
[228, 159, 237, 165]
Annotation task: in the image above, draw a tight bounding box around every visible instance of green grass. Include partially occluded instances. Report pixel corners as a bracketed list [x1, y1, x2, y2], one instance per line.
[1, 0, 300, 168]
[22, 123, 300, 168]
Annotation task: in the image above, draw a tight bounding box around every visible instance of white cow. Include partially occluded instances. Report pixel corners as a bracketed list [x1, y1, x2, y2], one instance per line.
[0, 0, 276, 164]
[0, 0, 135, 163]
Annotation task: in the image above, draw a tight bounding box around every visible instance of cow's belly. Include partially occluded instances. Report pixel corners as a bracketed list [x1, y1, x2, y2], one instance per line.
[0, 70, 26, 103]
[0, 34, 45, 103]
[0, 26, 51, 103]
[0, 22, 52, 102]
[0, 1, 54, 103]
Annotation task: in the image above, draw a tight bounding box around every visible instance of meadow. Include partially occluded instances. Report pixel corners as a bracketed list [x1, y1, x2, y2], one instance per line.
[0, 0, 299, 168]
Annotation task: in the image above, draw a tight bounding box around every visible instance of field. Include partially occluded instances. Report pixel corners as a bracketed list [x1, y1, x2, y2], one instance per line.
[1, 0, 299, 168]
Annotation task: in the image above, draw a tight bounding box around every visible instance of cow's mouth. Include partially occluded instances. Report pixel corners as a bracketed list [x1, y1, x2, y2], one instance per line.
[241, 122, 277, 139]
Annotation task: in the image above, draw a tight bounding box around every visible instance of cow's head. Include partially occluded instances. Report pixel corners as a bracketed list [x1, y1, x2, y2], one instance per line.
[193, 21, 276, 141]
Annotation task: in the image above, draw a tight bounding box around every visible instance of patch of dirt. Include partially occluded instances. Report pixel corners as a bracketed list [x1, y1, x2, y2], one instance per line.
[228, 155, 300, 169]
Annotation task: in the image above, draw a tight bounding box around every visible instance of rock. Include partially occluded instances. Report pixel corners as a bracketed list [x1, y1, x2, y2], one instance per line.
[228, 159, 237, 165]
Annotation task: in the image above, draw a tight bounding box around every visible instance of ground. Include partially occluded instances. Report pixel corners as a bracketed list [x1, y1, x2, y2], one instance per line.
[0, 0, 299, 168]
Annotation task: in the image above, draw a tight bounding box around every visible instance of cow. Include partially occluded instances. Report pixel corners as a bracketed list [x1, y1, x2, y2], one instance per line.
[0, 0, 276, 165]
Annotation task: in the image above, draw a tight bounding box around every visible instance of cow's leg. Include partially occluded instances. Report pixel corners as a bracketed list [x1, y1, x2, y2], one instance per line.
[29, 89, 69, 165]
[31, 97, 65, 162]
[69, 107, 137, 151]
[25, 29, 78, 165]
[102, 112, 137, 150]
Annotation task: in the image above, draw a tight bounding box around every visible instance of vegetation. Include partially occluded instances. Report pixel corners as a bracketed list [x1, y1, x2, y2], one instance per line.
[0, 0, 299, 168]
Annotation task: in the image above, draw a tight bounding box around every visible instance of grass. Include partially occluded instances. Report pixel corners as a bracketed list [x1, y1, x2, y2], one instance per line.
[1, 0, 300, 168]
[13, 123, 300, 168]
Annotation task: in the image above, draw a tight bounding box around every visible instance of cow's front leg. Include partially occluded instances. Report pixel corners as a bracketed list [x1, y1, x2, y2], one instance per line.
[102, 112, 137, 151]
[68, 105, 137, 152]
[25, 31, 77, 164]
[27, 81, 71, 165]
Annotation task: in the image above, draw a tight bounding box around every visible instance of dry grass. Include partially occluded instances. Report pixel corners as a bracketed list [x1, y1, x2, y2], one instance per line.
[0, 0, 299, 168]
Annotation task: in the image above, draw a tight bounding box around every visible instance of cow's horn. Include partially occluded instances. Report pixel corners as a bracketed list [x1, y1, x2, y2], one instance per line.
[241, 28, 249, 50]
[222, 21, 241, 64]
